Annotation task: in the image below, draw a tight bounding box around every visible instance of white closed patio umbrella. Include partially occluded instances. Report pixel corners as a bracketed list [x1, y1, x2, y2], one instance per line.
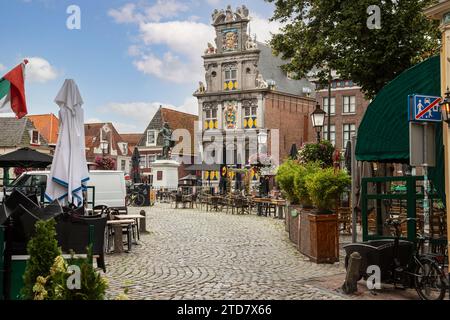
[45, 79, 89, 207]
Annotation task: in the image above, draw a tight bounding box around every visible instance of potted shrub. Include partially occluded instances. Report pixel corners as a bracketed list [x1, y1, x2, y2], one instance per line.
[292, 162, 321, 254]
[305, 168, 351, 214]
[301, 168, 351, 263]
[293, 161, 321, 208]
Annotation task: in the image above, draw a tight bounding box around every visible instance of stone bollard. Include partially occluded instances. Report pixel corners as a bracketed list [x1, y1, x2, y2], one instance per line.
[139, 210, 149, 233]
[342, 252, 362, 294]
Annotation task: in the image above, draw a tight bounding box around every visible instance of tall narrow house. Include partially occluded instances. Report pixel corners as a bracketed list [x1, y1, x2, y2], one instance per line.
[194, 5, 316, 186]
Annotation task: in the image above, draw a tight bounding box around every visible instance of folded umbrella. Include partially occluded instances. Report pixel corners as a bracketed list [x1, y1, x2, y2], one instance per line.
[45, 79, 89, 207]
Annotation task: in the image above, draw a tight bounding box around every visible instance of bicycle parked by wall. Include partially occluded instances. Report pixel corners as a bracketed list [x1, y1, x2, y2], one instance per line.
[389, 218, 447, 300]
[344, 217, 448, 300]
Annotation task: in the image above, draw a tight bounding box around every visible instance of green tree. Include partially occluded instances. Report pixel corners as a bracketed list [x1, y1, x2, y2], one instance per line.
[268, 0, 440, 99]
[21, 219, 61, 300]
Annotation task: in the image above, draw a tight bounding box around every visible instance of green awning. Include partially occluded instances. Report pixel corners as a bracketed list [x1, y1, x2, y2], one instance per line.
[356, 55, 441, 162]
[356, 55, 445, 201]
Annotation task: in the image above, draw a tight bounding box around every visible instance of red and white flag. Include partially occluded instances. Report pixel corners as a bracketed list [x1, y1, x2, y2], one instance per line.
[0, 60, 28, 119]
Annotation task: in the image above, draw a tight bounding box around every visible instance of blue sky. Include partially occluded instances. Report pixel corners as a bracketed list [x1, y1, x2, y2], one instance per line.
[0, 0, 281, 133]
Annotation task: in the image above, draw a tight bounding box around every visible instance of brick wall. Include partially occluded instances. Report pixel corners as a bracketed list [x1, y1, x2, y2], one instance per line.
[316, 86, 370, 151]
[264, 92, 316, 161]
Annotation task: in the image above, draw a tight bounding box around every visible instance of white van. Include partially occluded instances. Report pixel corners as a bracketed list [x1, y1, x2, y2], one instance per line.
[1, 170, 126, 208]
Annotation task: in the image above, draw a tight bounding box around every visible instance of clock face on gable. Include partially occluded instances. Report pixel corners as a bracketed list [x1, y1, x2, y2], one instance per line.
[222, 29, 238, 51]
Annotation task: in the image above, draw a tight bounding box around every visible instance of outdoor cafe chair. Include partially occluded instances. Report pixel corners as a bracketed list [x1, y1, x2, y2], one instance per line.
[105, 209, 134, 254]
[0, 203, 9, 225]
[56, 212, 108, 272]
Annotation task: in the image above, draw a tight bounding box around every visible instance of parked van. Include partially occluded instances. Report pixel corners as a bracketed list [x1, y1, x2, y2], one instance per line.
[1, 170, 127, 208]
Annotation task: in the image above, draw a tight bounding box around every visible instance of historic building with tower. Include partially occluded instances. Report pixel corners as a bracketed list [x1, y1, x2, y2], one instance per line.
[194, 5, 317, 187]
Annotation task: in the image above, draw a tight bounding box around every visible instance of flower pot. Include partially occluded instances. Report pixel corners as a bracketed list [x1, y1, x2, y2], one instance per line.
[298, 207, 315, 257]
[307, 210, 339, 264]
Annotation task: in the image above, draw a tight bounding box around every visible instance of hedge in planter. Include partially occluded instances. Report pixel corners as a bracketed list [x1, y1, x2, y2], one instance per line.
[275, 159, 301, 204]
[305, 168, 351, 213]
[293, 161, 321, 207]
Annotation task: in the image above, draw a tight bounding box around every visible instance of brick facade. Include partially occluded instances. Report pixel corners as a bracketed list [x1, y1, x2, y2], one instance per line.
[263, 92, 315, 161]
[315, 82, 370, 151]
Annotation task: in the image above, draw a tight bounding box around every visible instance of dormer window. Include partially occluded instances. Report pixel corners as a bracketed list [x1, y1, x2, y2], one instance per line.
[119, 142, 128, 155]
[147, 130, 157, 147]
[30, 130, 40, 145]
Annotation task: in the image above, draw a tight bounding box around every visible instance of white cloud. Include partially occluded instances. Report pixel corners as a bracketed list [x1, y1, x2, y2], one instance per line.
[110, 3, 279, 85]
[132, 20, 214, 83]
[85, 117, 140, 134]
[250, 14, 283, 44]
[0, 63, 5, 72]
[97, 98, 198, 133]
[127, 45, 142, 57]
[25, 57, 58, 83]
[108, 1, 188, 24]
[205, 0, 221, 6]
[108, 3, 140, 24]
[85, 118, 104, 124]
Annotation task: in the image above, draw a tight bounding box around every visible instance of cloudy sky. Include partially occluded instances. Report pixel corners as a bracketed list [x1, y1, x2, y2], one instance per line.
[0, 0, 281, 133]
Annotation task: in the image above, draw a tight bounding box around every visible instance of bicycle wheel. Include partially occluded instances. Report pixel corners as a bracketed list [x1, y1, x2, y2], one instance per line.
[414, 258, 446, 300]
[134, 194, 146, 207]
[125, 195, 132, 206]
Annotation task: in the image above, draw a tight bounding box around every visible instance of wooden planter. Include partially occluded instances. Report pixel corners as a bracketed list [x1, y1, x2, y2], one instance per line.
[306, 212, 339, 264]
[288, 205, 302, 247]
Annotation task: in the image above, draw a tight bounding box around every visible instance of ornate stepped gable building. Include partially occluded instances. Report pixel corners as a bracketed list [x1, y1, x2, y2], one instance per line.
[194, 5, 316, 185]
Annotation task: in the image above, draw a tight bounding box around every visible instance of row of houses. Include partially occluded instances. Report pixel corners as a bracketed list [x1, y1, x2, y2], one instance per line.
[0, 106, 199, 183]
[0, 5, 371, 186]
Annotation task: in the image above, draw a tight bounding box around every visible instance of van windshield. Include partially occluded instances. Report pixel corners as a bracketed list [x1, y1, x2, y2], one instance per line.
[6, 174, 47, 193]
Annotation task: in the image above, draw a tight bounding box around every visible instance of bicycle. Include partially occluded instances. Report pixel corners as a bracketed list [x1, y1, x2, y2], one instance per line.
[385, 218, 447, 300]
[125, 190, 145, 207]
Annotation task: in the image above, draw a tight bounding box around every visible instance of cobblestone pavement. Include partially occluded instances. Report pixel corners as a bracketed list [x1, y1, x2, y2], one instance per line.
[104, 203, 347, 300]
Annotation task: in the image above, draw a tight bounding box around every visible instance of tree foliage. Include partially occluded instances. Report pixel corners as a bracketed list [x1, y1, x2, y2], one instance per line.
[298, 140, 334, 167]
[268, 0, 441, 99]
[21, 219, 61, 300]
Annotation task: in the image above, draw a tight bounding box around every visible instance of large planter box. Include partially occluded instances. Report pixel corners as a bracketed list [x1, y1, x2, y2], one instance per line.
[307, 213, 339, 264]
[298, 208, 313, 257]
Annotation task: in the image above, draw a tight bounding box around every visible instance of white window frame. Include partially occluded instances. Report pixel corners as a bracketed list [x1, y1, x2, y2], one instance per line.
[146, 130, 157, 147]
[343, 124, 356, 148]
[204, 107, 218, 130]
[139, 155, 147, 168]
[147, 154, 156, 165]
[323, 124, 336, 146]
[29, 130, 40, 145]
[343, 96, 356, 114]
[243, 105, 257, 127]
[323, 97, 335, 115]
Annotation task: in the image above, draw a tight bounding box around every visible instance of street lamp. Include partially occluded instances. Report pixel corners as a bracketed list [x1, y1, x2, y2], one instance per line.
[440, 88, 450, 124]
[310, 102, 326, 142]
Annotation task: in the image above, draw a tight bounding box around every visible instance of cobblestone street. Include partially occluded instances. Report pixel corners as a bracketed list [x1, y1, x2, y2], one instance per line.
[104, 204, 347, 300]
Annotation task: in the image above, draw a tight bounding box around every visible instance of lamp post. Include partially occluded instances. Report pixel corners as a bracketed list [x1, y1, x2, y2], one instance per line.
[440, 88, 450, 123]
[311, 102, 326, 142]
